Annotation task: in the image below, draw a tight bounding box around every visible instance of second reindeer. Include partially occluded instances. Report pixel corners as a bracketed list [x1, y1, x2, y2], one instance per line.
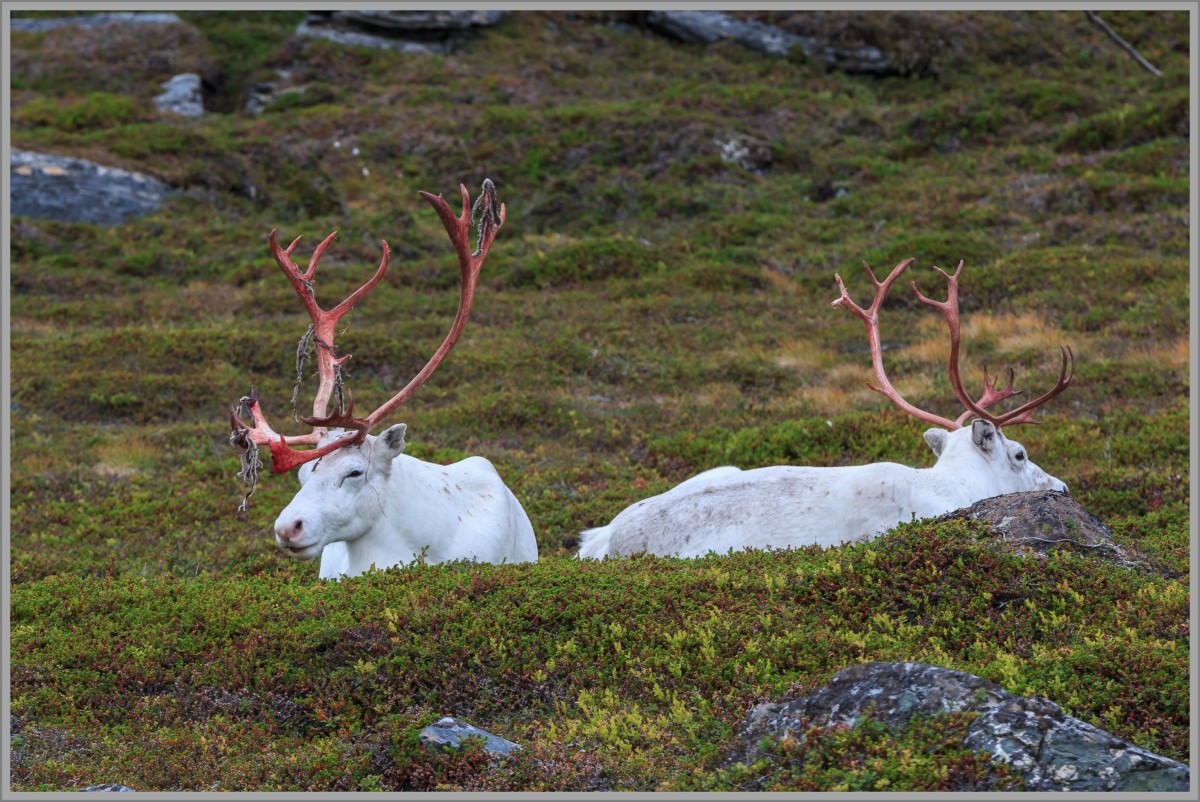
[578, 258, 1074, 560]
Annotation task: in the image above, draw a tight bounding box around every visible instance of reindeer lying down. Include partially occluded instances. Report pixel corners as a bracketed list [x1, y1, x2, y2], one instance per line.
[579, 259, 1074, 559]
[230, 181, 537, 579]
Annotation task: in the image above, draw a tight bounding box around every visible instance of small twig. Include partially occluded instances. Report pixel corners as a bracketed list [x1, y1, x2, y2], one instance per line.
[1084, 11, 1162, 77]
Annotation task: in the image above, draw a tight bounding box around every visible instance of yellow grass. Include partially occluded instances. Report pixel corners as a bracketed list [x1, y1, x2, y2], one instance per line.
[92, 438, 160, 475]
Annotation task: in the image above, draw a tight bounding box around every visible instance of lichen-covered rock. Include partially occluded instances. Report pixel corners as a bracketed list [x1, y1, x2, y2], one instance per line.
[82, 784, 135, 792]
[939, 489, 1111, 547]
[732, 662, 1190, 792]
[937, 490, 1171, 576]
[419, 717, 522, 756]
[11, 150, 173, 225]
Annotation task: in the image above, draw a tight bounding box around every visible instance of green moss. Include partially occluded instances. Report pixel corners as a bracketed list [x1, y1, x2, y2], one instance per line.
[1055, 88, 1189, 153]
[16, 92, 148, 131]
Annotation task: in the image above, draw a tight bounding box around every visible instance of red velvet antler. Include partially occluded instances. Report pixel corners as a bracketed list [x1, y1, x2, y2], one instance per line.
[231, 180, 505, 475]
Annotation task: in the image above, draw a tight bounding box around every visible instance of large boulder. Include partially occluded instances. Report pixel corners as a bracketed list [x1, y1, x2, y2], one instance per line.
[11, 150, 173, 226]
[731, 661, 1190, 792]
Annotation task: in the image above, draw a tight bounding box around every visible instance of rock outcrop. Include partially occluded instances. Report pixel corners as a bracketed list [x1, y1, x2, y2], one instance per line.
[296, 11, 507, 55]
[731, 661, 1190, 792]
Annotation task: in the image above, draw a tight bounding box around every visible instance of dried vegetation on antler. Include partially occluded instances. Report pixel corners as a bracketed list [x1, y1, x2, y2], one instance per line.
[230, 180, 504, 509]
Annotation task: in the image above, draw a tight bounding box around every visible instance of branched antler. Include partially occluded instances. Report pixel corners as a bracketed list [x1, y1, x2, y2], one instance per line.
[230, 180, 506, 494]
[832, 258, 1074, 430]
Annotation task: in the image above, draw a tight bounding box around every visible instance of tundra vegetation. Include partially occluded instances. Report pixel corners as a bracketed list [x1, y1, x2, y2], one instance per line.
[8, 10, 1191, 792]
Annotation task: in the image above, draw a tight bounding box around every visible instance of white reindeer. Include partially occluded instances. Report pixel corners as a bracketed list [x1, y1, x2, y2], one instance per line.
[578, 258, 1074, 559]
[231, 181, 538, 578]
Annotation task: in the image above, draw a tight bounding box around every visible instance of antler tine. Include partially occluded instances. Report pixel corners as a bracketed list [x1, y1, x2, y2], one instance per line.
[952, 364, 1023, 427]
[831, 257, 914, 321]
[987, 345, 1076, 427]
[363, 180, 505, 431]
[832, 259, 961, 430]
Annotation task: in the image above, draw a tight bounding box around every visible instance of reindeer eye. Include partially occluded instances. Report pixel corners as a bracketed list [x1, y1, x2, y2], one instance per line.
[340, 469, 364, 485]
[1015, 451, 1026, 462]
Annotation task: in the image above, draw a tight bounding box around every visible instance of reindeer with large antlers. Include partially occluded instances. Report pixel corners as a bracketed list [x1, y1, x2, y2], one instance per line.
[231, 180, 537, 578]
[578, 258, 1074, 559]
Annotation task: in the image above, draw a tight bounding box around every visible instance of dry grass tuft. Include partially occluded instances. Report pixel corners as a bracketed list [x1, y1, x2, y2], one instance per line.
[93, 437, 160, 473]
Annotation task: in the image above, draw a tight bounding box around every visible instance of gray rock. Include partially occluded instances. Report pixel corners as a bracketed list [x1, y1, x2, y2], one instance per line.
[732, 662, 1189, 792]
[83, 785, 135, 792]
[296, 11, 506, 55]
[940, 489, 1111, 546]
[419, 716, 522, 756]
[646, 11, 802, 56]
[332, 10, 506, 31]
[11, 150, 173, 226]
[11, 12, 182, 33]
[154, 73, 204, 117]
[644, 11, 898, 75]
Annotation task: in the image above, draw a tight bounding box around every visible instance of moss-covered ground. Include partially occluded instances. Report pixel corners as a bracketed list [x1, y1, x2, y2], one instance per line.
[8, 10, 1191, 791]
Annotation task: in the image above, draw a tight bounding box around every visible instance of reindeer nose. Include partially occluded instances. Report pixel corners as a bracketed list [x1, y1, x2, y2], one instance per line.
[276, 518, 305, 545]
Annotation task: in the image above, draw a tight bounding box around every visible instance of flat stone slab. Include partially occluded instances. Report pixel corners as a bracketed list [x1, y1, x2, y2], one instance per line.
[12, 150, 174, 226]
[731, 661, 1190, 792]
[11, 12, 182, 33]
[418, 716, 522, 756]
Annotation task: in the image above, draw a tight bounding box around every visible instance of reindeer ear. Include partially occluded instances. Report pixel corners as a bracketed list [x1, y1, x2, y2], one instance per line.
[923, 428, 948, 457]
[371, 423, 407, 473]
[971, 419, 997, 452]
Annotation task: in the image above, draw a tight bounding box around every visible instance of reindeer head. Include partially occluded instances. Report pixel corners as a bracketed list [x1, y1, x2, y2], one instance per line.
[230, 180, 505, 511]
